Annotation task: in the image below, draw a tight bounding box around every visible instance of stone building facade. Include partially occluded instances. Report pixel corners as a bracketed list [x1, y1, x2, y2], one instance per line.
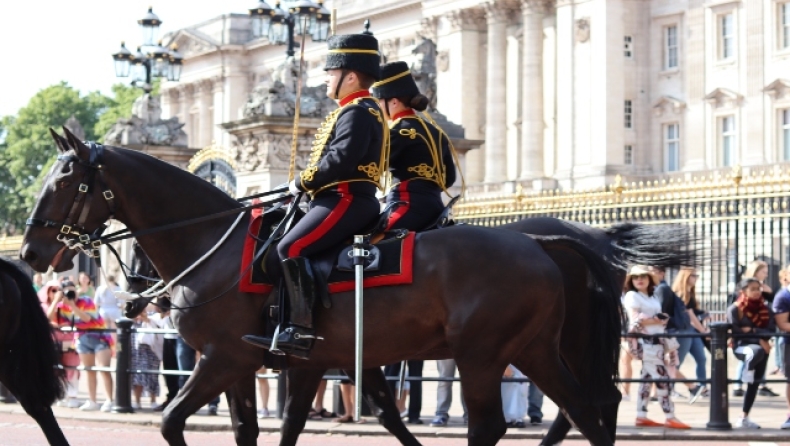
[160, 0, 790, 196]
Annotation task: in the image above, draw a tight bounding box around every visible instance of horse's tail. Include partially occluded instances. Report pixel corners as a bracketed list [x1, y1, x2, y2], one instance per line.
[533, 236, 623, 402]
[605, 223, 698, 270]
[0, 259, 65, 406]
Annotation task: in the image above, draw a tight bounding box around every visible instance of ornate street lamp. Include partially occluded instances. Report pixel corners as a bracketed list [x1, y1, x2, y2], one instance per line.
[111, 7, 182, 92]
[248, 0, 330, 57]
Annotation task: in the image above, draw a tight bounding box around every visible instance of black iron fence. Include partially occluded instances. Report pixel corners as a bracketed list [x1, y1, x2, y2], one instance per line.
[45, 320, 787, 431]
[455, 167, 790, 320]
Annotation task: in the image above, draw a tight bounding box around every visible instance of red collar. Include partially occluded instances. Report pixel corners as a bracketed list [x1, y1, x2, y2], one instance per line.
[339, 90, 371, 107]
[390, 109, 416, 122]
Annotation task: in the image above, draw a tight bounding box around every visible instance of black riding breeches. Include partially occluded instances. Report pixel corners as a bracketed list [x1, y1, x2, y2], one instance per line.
[385, 181, 444, 231]
[277, 183, 380, 260]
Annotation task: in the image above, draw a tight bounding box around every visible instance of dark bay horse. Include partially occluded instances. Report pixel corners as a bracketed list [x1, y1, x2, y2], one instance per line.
[21, 129, 622, 445]
[0, 257, 68, 445]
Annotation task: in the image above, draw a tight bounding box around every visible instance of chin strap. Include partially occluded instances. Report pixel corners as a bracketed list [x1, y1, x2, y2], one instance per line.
[335, 69, 348, 100]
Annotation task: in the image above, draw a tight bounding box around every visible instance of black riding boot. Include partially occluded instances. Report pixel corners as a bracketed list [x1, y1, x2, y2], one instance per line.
[242, 257, 318, 356]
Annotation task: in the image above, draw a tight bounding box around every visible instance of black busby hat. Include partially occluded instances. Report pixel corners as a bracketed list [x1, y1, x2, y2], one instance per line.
[370, 61, 419, 100]
[324, 34, 381, 80]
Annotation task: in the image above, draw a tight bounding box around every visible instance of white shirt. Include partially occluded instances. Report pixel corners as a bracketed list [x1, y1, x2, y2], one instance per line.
[622, 290, 663, 335]
[94, 284, 121, 310]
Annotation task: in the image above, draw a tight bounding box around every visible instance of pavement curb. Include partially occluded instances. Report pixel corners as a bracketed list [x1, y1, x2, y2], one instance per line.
[3, 405, 789, 441]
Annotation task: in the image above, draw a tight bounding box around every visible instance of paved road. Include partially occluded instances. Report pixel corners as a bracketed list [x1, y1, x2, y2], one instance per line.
[5, 413, 790, 446]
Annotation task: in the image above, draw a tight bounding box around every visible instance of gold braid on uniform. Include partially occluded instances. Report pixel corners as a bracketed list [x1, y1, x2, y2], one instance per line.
[420, 111, 466, 197]
[300, 97, 390, 197]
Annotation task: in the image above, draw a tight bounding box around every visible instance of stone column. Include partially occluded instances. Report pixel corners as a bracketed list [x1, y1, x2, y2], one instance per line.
[211, 76, 225, 147]
[198, 79, 214, 147]
[178, 84, 195, 147]
[520, 0, 548, 179]
[483, 1, 512, 183]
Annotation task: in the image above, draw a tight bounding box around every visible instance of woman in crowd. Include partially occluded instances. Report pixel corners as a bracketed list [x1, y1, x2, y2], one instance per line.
[622, 265, 690, 429]
[727, 278, 775, 428]
[77, 272, 95, 299]
[770, 266, 790, 376]
[733, 260, 779, 397]
[671, 268, 709, 401]
[94, 275, 121, 346]
[131, 304, 164, 410]
[39, 280, 80, 408]
[501, 365, 528, 428]
[52, 279, 114, 412]
[257, 367, 271, 418]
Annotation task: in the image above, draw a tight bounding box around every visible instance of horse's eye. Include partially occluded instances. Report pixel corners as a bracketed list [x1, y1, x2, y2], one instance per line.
[57, 181, 70, 189]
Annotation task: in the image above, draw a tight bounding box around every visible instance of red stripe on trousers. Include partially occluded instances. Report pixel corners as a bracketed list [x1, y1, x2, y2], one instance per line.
[288, 183, 353, 257]
[385, 182, 410, 231]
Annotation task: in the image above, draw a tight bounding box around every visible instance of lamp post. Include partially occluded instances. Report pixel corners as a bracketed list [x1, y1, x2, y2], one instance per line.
[111, 7, 183, 92]
[249, 0, 331, 57]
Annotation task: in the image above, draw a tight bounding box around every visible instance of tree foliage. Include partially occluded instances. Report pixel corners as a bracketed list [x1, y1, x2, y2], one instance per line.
[0, 82, 111, 233]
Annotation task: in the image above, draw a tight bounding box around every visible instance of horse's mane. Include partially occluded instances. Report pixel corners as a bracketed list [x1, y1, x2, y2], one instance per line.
[105, 145, 241, 210]
[0, 258, 65, 405]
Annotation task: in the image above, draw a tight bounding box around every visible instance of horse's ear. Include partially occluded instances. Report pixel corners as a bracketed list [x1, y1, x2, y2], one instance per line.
[61, 126, 90, 161]
[49, 128, 70, 153]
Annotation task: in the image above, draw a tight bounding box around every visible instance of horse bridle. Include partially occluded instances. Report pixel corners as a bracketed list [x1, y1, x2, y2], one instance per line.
[26, 142, 116, 258]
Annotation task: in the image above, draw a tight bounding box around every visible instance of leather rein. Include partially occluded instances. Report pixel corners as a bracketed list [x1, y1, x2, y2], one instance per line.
[26, 142, 289, 259]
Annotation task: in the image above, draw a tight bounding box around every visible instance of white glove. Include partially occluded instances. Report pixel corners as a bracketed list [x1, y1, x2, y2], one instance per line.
[114, 290, 136, 301]
[288, 180, 301, 196]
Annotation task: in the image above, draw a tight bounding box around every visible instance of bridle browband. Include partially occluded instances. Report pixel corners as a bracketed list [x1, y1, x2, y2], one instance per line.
[26, 142, 116, 258]
[26, 141, 290, 259]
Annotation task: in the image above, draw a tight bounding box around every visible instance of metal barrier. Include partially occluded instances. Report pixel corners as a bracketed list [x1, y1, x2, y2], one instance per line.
[52, 320, 788, 430]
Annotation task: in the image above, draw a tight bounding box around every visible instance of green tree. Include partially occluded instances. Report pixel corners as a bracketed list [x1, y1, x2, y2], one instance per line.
[0, 82, 111, 232]
[94, 80, 160, 140]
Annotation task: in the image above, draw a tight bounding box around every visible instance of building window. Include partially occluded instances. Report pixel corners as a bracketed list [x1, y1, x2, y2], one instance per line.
[720, 13, 735, 59]
[665, 124, 680, 172]
[624, 145, 633, 165]
[721, 115, 736, 166]
[624, 36, 633, 58]
[665, 25, 678, 69]
[782, 109, 790, 160]
[624, 100, 633, 129]
[782, 3, 790, 49]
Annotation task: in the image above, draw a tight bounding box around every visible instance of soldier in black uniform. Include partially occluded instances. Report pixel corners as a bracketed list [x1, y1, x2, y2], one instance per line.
[243, 34, 388, 355]
[371, 61, 458, 231]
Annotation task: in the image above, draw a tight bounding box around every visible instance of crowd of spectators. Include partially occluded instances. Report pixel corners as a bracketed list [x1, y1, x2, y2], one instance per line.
[20, 259, 790, 430]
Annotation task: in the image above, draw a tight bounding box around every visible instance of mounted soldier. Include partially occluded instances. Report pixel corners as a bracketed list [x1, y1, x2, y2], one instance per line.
[242, 33, 388, 355]
[371, 61, 461, 231]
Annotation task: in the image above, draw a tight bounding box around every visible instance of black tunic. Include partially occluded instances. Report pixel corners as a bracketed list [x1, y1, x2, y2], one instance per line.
[385, 112, 457, 231]
[279, 91, 386, 260]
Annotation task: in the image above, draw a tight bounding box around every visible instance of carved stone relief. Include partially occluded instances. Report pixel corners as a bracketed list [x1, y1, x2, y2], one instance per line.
[104, 94, 188, 147]
[229, 132, 314, 172]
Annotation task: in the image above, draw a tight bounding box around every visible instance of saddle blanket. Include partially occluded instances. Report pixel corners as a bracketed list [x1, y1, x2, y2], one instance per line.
[239, 209, 415, 294]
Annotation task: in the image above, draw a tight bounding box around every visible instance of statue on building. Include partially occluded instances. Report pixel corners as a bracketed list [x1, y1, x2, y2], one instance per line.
[64, 115, 86, 141]
[243, 57, 337, 119]
[103, 94, 188, 147]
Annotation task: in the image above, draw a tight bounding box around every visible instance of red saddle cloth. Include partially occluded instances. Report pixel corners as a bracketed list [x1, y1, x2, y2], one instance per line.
[239, 208, 415, 294]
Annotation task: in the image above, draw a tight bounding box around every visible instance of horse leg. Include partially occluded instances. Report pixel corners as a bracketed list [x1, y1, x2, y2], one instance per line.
[226, 374, 259, 446]
[279, 368, 326, 446]
[17, 398, 69, 446]
[513, 352, 612, 446]
[161, 353, 256, 446]
[350, 368, 422, 446]
[454, 363, 508, 446]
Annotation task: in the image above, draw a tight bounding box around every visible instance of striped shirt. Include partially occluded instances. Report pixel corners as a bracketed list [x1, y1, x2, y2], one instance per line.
[56, 296, 112, 345]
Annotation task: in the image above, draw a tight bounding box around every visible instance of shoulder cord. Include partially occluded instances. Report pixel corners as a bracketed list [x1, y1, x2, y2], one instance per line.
[420, 111, 466, 197]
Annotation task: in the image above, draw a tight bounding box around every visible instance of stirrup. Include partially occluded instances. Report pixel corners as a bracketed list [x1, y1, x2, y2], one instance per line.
[269, 324, 286, 356]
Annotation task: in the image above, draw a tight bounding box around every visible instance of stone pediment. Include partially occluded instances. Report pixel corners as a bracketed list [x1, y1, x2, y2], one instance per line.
[166, 29, 217, 57]
[652, 96, 686, 117]
[704, 88, 743, 109]
[764, 79, 790, 100]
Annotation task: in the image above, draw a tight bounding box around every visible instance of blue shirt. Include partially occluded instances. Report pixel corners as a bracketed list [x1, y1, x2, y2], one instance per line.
[772, 286, 790, 318]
